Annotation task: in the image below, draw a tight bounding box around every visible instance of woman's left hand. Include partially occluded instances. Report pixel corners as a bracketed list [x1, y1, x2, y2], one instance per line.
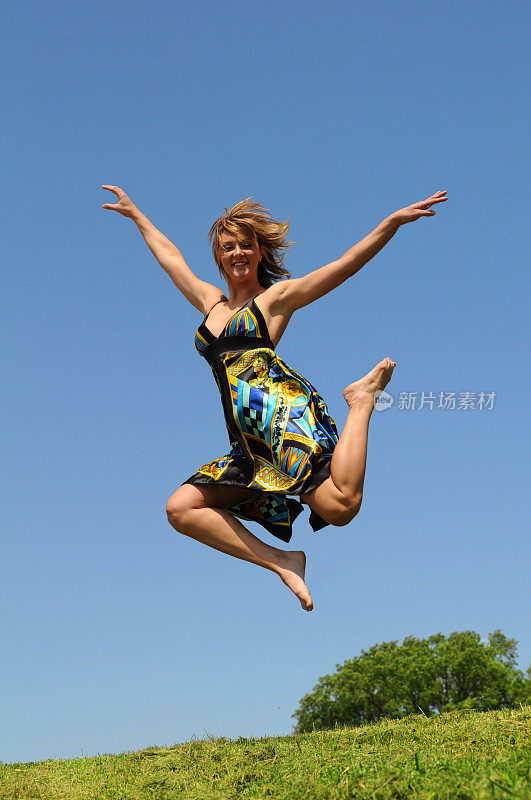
[392, 190, 448, 225]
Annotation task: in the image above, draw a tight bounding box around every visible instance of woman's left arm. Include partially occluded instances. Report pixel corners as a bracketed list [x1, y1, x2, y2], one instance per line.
[277, 190, 447, 312]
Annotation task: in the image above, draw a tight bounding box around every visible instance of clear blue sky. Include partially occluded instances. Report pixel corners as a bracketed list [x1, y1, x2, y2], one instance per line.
[2, 0, 529, 765]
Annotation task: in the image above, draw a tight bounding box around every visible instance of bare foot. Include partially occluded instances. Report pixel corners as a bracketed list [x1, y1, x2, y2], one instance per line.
[276, 550, 313, 611]
[343, 357, 396, 409]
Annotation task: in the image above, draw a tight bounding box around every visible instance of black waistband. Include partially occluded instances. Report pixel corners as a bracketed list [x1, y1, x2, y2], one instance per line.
[202, 335, 275, 366]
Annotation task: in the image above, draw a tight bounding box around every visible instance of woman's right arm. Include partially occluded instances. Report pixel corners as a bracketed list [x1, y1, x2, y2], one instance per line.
[101, 185, 223, 314]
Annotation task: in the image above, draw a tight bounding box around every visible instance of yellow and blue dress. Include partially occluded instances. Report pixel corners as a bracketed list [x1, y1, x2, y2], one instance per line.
[181, 295, 339, 542]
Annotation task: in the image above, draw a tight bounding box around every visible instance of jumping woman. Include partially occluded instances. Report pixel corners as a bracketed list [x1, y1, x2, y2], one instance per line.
[102, 187, 447, 611]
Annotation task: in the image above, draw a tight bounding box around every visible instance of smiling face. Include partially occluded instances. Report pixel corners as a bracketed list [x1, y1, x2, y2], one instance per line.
[218, 228, 263, 282]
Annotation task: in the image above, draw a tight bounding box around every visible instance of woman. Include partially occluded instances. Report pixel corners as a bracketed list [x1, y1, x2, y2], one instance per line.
[102, 186, 447, 611]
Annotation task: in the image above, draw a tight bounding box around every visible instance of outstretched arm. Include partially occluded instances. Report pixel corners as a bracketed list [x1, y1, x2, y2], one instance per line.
[101, 185, 223, 314]
[277, 190, 448, 313]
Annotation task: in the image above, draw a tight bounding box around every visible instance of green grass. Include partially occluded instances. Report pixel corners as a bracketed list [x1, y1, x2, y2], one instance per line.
[1, 707, 530, 799]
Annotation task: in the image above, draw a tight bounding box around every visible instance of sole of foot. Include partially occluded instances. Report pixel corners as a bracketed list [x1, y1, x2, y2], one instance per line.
[343, 357, 396, 408]
[277, 550, 313, 612]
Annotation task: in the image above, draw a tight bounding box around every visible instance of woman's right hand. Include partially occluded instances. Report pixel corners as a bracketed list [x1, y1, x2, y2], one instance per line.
[101, 185, 139, 218]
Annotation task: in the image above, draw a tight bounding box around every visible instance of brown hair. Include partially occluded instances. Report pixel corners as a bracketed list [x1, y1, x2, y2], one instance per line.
[208, 197, 295, 288]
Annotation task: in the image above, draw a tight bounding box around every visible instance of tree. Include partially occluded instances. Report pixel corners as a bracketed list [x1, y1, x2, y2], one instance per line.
[292, 630, 530, 733]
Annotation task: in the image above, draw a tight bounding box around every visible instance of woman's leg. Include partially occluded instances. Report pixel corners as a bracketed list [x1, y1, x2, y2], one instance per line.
[166, 483, 314, 611]
[300, 357, 396, 526]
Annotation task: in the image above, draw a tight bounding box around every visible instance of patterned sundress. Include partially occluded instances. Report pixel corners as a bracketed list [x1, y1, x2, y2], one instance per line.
[180, 294, 340, 543]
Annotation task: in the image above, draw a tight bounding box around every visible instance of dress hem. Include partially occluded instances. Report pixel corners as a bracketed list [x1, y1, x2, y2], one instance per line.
[180, 458, 333, 540]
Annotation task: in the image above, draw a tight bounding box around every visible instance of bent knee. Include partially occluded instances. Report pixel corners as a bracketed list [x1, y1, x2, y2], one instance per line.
[165, 485, 205, 528]
[330, 493, 363, 527]
[165, 498, 188, 528]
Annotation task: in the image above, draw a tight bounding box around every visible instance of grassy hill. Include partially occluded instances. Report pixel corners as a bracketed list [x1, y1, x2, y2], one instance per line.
[1, 707, 529, 799]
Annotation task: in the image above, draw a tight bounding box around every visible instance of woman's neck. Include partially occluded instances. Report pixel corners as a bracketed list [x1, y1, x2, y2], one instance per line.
[224, 283, 264, 307]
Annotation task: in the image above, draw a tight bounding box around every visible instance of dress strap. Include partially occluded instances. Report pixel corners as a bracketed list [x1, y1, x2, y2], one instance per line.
[204, 297, 226, 321]
[205, 294, 261, 321]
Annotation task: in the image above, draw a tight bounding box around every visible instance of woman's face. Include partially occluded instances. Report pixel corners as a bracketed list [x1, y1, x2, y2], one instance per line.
[218, 230, 262, 282]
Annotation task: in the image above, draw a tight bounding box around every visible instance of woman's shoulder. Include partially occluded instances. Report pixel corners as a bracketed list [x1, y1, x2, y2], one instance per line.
[254, 280, 291, 317]
[203, 289, 228, 317]
[254, 282, 295, 349]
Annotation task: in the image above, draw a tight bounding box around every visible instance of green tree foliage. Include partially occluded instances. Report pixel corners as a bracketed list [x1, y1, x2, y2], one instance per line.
[292, 630, 530, 733]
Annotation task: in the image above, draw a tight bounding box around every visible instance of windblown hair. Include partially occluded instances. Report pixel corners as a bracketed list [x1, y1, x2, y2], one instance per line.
[208, 197, 295, 288]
